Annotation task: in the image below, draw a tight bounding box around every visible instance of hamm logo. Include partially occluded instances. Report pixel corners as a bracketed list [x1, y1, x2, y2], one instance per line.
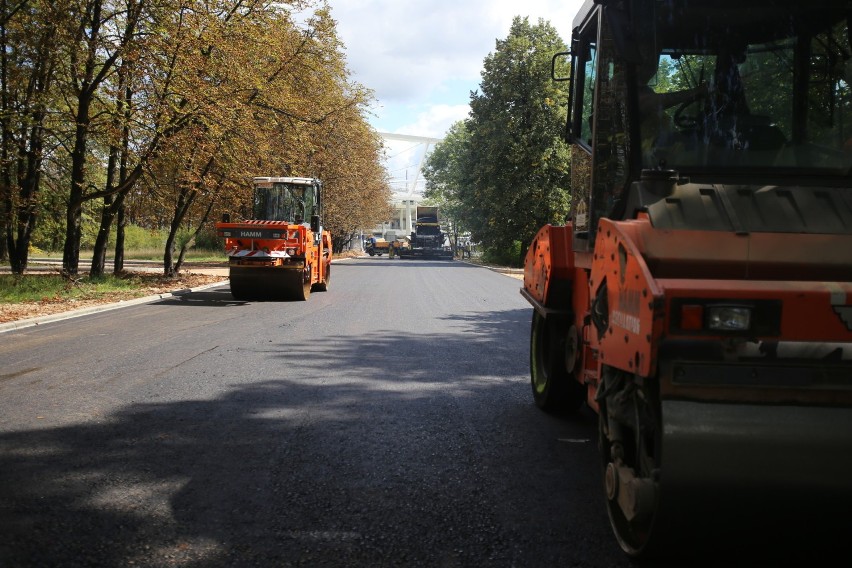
[239, 231, 263, 238]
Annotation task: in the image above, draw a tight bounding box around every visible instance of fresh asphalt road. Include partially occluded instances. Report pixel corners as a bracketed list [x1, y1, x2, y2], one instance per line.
[3, 257, 825, 567]
[0, 257, 629, 567]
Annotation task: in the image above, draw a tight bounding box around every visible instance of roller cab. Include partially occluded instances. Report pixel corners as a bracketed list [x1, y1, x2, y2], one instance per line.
[523, 0, 852, 558]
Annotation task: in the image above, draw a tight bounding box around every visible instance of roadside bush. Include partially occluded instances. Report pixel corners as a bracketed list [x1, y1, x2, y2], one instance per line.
[194, 226, 220, 250]
[122, 225, 167, 250]
[481, 241, 523, 268]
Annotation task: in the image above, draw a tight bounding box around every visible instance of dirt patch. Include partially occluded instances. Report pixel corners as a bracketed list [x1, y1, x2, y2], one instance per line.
[0, 272, 227, 324]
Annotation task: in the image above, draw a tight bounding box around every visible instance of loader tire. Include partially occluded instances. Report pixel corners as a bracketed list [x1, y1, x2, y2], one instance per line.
[530, 311, 584, 412]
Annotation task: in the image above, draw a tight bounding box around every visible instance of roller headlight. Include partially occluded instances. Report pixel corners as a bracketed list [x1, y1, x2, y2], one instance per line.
[706, 305, 752, 331]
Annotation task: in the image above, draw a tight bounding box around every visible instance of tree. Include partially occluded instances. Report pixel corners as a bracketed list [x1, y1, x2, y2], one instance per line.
[422, 120, 472, 254]
[465, 17, 571, 265]
[0, 0, 66, 273]
[57, 0, 151, 275]
[2, 0, 392, 276]
[89, 51, 133, 277]
[309, 104, 392, 253]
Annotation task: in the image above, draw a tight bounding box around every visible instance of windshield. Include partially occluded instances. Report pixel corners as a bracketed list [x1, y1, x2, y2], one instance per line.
[638, 2, 852, 176]
[253, 182, 315, 222]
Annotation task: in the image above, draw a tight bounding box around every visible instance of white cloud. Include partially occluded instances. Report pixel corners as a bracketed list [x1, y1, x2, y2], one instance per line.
[330, 0, 583, 131]
[395, 103, 470, 138]
[318, 0, 585, 192]
[332, 2, 494, 102]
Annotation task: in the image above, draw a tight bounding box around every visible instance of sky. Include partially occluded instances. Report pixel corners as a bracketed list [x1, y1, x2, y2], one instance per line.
[325, 0, 586, 196]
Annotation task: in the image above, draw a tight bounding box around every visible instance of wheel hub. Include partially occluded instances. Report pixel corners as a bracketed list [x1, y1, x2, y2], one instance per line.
[605, 460, 657, 523]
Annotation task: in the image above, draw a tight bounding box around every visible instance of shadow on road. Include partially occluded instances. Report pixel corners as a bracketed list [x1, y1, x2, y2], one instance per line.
[0, 306, 618, 567]
[0, 304, 842, 567]
[155, 287, 246, 307]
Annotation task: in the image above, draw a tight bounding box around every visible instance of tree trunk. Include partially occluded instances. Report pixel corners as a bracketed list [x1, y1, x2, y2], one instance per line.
[2, 182, 13, 268]
[6, 121, 46, 274]
[9, 219, 32, 273]
[164, 153, 217, 276]
[92, 61, 131, 278]
[62, 202, 82, 275]
[164, 185, 195, 277]
[163, 232, 176, 277]
[2, 16, 52, 274]
[0, 202, 7, 262]
[90, 194, 114, 277]
[113, 80, 132, 276]
[114, 200, 126, 274]
[63, 102, 90, 276]
[90, 149, 117, 277]
[174, 199, 214, 275]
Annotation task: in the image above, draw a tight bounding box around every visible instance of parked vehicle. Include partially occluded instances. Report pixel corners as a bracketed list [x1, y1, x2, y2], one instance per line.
[365, 237, 390, 256]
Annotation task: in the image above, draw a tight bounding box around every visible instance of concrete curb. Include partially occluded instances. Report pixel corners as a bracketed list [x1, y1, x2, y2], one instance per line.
[0, 280, 229, 335]
[457, 259, 524, 276]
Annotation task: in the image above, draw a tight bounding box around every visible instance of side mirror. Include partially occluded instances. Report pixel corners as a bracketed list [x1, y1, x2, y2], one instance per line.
[310, 214, 320, 233]
[551, 51, 572, 82]
[221, 212, 231, 223]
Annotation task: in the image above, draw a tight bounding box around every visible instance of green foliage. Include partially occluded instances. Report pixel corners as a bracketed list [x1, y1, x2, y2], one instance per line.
[423, 17, 572, 263]
[30, 220, 222, 256]
[194, 227, 221, 250]
[31, 218, 66, 254]
[422, 121, 473, 241]
[120, 225, 166, 250]
[29, 186, 68, 253]
[481, 241, 523, 267]
[1, 0, 386, 275]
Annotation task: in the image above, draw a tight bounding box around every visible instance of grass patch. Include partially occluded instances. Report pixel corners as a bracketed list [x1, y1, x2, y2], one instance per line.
[1, 273, 160, 304]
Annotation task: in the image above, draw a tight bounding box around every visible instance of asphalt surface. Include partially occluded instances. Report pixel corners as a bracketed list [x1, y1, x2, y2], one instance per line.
[0, 258, 626, 567]
[0, 258, 840, 567]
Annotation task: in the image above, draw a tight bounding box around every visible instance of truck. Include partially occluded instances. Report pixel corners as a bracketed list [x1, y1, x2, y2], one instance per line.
[215, 176, 331, 301]
[522, 0, 852, 558]
[364, 235, 390, 256]
[397, 206, 453, 260]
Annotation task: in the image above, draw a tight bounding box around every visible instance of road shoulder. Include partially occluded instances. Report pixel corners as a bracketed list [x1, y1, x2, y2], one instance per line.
[0, 280, 228, 334]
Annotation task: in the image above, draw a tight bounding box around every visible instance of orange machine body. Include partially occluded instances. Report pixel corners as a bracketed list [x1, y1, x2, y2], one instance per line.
[522, 0, 852, 558]
[215, 176, 331, 301]
[524, 217, 852, 411]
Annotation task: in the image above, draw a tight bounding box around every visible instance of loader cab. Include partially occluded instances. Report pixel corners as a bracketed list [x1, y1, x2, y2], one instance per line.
[252, 176, 322, 226]
[564, 0, 852, 250]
